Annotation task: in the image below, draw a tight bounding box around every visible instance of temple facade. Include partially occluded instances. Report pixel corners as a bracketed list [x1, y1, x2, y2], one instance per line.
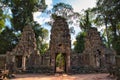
[0, 16, 116, 74]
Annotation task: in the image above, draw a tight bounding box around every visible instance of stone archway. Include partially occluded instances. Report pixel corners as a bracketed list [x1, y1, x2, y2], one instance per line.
[49, 16, 71, 73]
[55, 53, 66, 73]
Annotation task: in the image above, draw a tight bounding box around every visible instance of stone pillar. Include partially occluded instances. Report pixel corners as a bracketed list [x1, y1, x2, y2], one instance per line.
[51, 52, 55, 72]
[22, 56, 26, 71]
[12, 56, 15, 62]
[66, 54, 70, 73]
[89, 54, 95, 67]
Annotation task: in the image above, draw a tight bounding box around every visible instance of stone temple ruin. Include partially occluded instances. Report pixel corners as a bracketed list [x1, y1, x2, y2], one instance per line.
[71, 28, 116, 73]
[6, 26, 41, 71]
[0, 16, 116, 74]
[50, 16, 71, 73]
[82, 28, 116, 68]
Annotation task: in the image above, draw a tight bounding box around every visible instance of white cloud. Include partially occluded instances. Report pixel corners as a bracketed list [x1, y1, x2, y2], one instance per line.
[60, 0, 96, 12]
[33, 12, 42, 22]
[72, 0, 96, 12]
[45, 0, 53, 10]
[33, 0, 53, 24]
[33, 13, 51, 25]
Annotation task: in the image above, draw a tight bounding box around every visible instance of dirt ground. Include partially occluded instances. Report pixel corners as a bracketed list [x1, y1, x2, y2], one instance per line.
[10, 73, 116, 80]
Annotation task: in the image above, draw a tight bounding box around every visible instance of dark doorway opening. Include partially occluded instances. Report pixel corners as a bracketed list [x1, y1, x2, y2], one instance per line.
[55, 53, 66, 73]
[96, 49, 102, 67]
[15, 55, 22, 68]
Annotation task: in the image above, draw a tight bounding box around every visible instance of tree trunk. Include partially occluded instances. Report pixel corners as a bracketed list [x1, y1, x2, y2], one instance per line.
[110, 19, 118, 54]
[104, 17, 110, 48]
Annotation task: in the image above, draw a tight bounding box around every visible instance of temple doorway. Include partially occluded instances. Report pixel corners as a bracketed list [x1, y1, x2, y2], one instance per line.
[96, 49, 102, 67]
[15, 55, 22, 68]
[55, 53, 66, 73]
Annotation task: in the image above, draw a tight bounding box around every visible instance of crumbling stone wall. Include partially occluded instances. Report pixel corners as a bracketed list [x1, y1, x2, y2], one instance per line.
[71, 53, 83, 67]
[0, 55, 6, 69]
[115, 56, 120, 79]
[42, 51, 51, 66]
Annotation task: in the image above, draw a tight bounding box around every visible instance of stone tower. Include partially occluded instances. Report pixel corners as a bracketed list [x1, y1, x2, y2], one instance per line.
[6, 25, 39, 71]
[82, 27, 116, 68]
[50, 16, 71, 73]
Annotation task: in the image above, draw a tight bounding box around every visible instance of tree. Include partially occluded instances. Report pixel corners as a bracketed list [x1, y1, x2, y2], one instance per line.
[0, 0, 47, 54]
[33, 23, 49, 54]
[74, 32, 86, 53]
[79, 9, 92, 31]
[92, 0, 120, 54]
[48, 3, 80, 34]
[0, 8, 5, 32]
[0, 1, 10, 33]
[0, 1, 17, 54]
[74, 9, 94, 53]
[0, 27, 18, 54]
[52, 3, 74, 19]
[56, 53, 65, 68]
[1, 0, 47, 31]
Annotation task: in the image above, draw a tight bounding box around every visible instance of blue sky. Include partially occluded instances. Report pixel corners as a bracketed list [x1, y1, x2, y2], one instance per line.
[34, 0, 96, 25]
[33, 0, 96, 47]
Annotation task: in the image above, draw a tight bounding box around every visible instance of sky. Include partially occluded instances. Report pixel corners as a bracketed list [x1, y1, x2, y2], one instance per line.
[33, 0, 96, 47]
[52, 0, 96, 12]
[34, 0, 96, 23]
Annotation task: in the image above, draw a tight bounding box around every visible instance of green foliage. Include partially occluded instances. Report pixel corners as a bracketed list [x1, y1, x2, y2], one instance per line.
[112, 36, 120, 55]
[74, 32, 86, 53]
[0, 7, 7, 32]
[52, 2, 80, 20]
[76, 9, 94, 53]
[0, 0, 47, 55]
[80, 9, 92, 31]
[56, 53, 65, 67]
[0, 20, 4, 32]
[0, 27, 18, 54]
[0, 8, 4, 30]
[33, 23, 49, 54]
[52, 3, 73, 18]
[1, 0, 47, 31]
[40, 43, 48, 54]
[51, 14, 66, 20]
[92, 0, 120, 54]
[51, 3, 80, 34]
